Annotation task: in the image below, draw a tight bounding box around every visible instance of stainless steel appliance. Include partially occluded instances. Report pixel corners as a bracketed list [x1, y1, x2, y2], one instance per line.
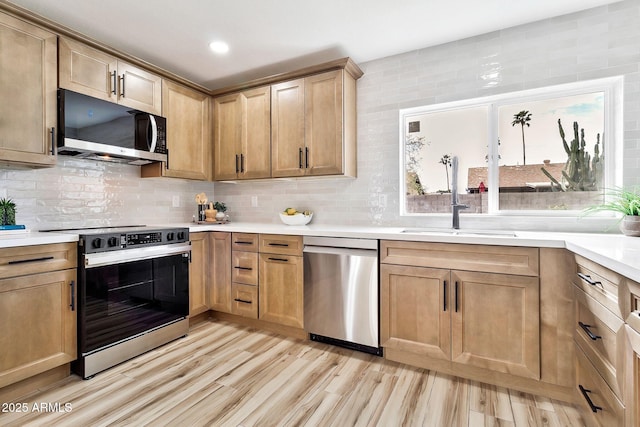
[303, 236, 381, 355]
[57, 89, 167, 165]
[47, 226, 190, 378]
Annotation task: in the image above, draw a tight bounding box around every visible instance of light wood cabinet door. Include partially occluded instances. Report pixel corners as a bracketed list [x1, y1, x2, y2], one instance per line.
[213, 92, 243, 180]
[58, 37, 161, 115]
[59, 37, 117, 102]
[304, 70, 343, 176]
[208, 232, 232, 313]
[241, 86, 271, 179]
[259, 254, 303, 328]
[189, 232, 209, 316]
[451, 270, 540, 379]
[142, 81, 211, 180]
[0, 12, 56, 167]
[271, 78, 305, 177]
[0, 269, 76, 388]
[380, 264, 451, 361]
[213, 86, 270, 180]
[117, 62, 162, 115]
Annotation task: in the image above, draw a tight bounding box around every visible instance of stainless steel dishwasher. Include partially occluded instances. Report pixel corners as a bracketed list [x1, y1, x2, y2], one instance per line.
[303, 236, 381, 355]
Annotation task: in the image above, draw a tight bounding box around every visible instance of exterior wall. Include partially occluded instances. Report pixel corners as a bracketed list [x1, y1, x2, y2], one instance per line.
[1, 1, 638, 231]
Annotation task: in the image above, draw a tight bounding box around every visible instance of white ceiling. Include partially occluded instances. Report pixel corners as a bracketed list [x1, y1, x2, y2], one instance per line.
[7, 0, 621, 90]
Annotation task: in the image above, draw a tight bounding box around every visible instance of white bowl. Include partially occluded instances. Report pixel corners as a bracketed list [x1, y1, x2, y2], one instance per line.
[279, 212, 313, 225]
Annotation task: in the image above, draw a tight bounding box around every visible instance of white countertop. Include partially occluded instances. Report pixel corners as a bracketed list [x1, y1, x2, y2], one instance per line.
[0, 230, 78, 248]
[3, 222, 637, 283]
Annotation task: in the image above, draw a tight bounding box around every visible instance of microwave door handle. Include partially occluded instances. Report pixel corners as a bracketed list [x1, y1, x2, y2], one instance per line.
[148, 114, 158, 152]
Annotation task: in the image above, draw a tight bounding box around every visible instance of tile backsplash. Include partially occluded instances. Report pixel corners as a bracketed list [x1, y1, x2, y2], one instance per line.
[2, 0, 638, 232]
[0, 158, 213, 230]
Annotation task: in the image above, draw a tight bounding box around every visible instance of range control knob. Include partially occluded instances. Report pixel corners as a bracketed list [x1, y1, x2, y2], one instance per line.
[166, 232, 175, 241]
[107, 237, 118, 247]
[91, 238, 103, 249]
[177, 231, 185, 241]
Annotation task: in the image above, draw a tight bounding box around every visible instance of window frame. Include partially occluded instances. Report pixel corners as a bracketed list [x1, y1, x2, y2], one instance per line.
[399, 76, 624, 218]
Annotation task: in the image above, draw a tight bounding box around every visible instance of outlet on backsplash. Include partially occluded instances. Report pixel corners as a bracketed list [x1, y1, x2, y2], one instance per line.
[251, 196, 258, 207]
[172, 196, 180, 207]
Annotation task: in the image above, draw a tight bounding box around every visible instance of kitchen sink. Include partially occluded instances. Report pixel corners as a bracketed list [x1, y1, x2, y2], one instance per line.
[400, 228, 517, 237]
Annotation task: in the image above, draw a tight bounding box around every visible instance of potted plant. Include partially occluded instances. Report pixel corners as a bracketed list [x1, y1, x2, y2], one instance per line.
[584, 187, 640, 236]
[213, 201, 227, 221]
[0, 198, 16, 226]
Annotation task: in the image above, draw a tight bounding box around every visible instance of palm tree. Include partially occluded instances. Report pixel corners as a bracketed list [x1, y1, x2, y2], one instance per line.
[439, 154, 451, 192]
[511, 110, 532, 165]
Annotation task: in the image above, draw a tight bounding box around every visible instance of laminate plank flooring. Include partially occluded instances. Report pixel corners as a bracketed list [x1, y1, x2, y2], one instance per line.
[0, 320, 587, 426]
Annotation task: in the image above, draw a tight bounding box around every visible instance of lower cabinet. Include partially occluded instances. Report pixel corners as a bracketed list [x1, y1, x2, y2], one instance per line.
[576, 346, 625, 427]
[258, 235, 304, 329]
[381, 263, 540, 379]
[624, 322, 640, 427]
[188, 232, 209, 316]
[0, 249, 77, 388]
[208, 232, 232, 313]
[258, 253, 304, 328]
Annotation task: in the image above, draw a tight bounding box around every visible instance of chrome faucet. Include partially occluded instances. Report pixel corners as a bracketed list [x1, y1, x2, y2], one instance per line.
[450, 156, 468, 229]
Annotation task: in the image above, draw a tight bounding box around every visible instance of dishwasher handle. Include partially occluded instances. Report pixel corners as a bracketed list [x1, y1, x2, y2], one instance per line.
[303, 245, 377, 258]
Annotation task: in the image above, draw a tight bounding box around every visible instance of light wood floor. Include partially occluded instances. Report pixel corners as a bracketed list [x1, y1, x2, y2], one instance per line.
[0, 320, 586, 426]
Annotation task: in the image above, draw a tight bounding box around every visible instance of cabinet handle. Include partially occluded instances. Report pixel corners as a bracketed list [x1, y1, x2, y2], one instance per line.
[578, 321, 602, 341]
[299, 148, 303, 168]
[69, 280, 75, 311]
[268, 257, 288, 262]
[110, 71, 117, 95]
[455, 281, 459, 312]
[8, 256, 55, 265]
[268, 243, 289, 247]
[165, 148, 170, 170]
[235, 154, 239, 173]
[443, 280, 447, 311]
[234, 298, 252, 304]
[234, 266, 253, 271]
[578, 385, 603, 413]
[305, 147, 309, 168]
[50, 127, 55, 155]
[234, 241, 253, 245]
[240, 153, 245, 173]
[577, 273, 601, 287]
[119, 75, 126, 97]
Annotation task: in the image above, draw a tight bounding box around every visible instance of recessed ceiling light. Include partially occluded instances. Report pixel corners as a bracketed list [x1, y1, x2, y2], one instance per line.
[209, 41, 229, 54]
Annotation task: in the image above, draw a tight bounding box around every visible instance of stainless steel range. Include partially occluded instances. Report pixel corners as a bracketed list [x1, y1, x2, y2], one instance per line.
[46, 226, 191, 379]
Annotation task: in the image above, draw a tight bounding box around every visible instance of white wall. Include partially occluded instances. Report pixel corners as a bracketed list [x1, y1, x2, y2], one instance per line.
[217, 0, 640, 231]
[2, 0, 638, 231]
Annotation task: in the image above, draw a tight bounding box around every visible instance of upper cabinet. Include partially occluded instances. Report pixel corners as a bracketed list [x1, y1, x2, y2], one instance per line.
[272, 69, 355, 178]
[0, 12, 57, 167]
[213, 86, 271, 180]
[59, 37, 162, 115]
[213, 58, 362, 181]
[142, 80, 212, 180]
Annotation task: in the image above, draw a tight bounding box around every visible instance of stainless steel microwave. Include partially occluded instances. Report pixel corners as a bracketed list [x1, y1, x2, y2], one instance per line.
[57, 89, 167, 165]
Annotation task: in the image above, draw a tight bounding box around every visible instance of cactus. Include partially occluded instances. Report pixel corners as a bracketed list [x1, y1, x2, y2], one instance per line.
[541, 119, 603, 192]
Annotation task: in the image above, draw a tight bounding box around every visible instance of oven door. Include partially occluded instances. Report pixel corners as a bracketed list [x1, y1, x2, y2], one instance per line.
[79, 244, 190, 354]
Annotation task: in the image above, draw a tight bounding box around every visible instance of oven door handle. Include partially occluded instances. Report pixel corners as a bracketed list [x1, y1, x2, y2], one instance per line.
[84, 243, 192, 268]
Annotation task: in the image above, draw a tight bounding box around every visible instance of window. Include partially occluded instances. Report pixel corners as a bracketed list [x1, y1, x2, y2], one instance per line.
[400, 77, 622, 216]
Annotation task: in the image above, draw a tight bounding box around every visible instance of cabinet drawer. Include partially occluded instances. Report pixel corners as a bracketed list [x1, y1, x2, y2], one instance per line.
[380, 241, 539, 277]
[259, 234, 303, 256]
[232, 233, 259, 252]
[0, 243, 77, 279]
[574, 255, 622, 319]
[231, 283, 258, 319]
[232, 251, 258, 285]
[576, 347, 624, 427]
[574, 285, 624, 399]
